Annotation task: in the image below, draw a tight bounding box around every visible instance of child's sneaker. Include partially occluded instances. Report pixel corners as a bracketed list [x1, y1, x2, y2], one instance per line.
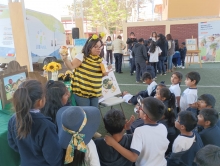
[162, 73, 166, 75]
[136, 81, 140, 83]
[182, 66, 185, 69]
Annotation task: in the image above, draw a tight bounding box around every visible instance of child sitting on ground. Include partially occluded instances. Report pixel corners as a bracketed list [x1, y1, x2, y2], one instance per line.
[135, 72, 157, 99]
[121, 72, 159, 105]
[56, 106, 101, 166]
[156, 87, 179, 156]
[167, 111, 203, 166]
[105, 97, 169, 166]
[195, 145, 220, 166]
[130, 83, 167, 133]
[180, 71, 201, 111]
[187, 94, 216, 116]
[197, 108, 220, 147]
[7, 80, 63, 166]
[169, 71, 183, 113]
[94, 109, 135, 166]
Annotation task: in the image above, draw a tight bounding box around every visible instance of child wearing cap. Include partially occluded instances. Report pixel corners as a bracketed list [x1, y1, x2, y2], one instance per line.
[179, 42, 187, 69]
[197, 108, 220, 147]
[56, 106, 101, 166]
[105, 97, 169, 166]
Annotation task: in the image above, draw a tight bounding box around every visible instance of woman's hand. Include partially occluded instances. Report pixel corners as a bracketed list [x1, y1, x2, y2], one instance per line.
[61, 54, 68, 61]
[104, 135, 117, 147]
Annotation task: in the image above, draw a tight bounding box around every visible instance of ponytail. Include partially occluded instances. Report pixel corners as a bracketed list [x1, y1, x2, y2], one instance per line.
[12, 80, 44, 139]
[159, 88, 176, 127]
[166, 92, 176, 127]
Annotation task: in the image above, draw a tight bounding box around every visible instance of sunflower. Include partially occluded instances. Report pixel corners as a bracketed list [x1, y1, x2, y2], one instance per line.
[46, 63, 57, 72]
[56, 63, 62, 70]
[43, 65, 47, 70]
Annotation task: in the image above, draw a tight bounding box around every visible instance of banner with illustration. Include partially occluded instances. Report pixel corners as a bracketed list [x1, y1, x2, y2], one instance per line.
[198, 21, 220, 62]
[98, 71, 121, 103]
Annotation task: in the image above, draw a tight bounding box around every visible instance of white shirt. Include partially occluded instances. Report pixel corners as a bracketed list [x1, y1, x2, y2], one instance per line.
[112, 39, 126, 54]
[85, 140, 100, 166]
[122, 94, 133, 103]
[169, 84, 181, 107]
[75, 53, 84, 62]
[148, 46, 162, 62]
[130, 124, 169, 166]
[180, 88, 198, 111]
[172, 133, 195, 153]
[147, 81, 157, 96]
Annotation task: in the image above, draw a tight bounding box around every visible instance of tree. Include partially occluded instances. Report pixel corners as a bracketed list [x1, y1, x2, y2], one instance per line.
[67, 0, 151, 34]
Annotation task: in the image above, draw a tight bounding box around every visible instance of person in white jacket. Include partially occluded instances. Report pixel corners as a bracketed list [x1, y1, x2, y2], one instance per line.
[112, 35, 126, 73]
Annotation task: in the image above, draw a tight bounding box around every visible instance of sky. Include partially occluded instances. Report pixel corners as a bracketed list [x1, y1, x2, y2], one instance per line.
[1, 0, 74, 20]
[1, 0, 162, 20]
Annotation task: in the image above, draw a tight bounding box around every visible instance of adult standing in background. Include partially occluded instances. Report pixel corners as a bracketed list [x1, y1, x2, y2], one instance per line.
[126, 32, 138, 50]
[150, 32, 158, 42]
[166, 34, 175, 72]
[156, 34, 168, 75]
[105, 36, 113, 64]
[132, 38, 148, 83]
[112, 35, 126, 73]
[127, 32, 138, 68]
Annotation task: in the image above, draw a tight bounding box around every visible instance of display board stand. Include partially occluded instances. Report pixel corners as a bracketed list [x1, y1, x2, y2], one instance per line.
[185, 38, 202, 68]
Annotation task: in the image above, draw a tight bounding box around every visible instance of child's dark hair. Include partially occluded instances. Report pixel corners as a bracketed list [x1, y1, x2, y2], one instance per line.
[149, 41, 156, 53]
[178, 111, 197, 132]
[157, 81, 166, 88]
[159, 88, 176, 127]
[104, 109, 125, 135]
[172, 71, 183, 84]
[41, 80, 68, 124]
[142, 97, 165, 121]
[185, 71, 201, 85]
[13, 80, 44, 139]
[142, 72, 152, 81]
[199, 108, 219, 127]
[63, 149, 85, 166]
[198, 94, 216, 108]
[138, 38, 144, 43]
[195, 145, 220, 166]
[82, 36, 103, 58]
[151, 31, 157, 38]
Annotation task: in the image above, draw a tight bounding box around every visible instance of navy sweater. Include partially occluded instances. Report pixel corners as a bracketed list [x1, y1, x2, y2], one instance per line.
[199, 125, 220, 147]
[8, 112, 63, 166]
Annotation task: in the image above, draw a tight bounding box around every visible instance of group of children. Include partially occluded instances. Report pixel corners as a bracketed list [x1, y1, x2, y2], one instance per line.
[7, 70, 220, 166]
[128, 36, 187, 81]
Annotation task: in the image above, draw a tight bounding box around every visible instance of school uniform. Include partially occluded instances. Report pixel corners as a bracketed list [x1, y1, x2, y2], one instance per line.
[94, 134, 133, 166]
[148, 46, 162, 77]
[199, 125, 220, 147]
[7, 112, 63, 166]
[130, 123, 169, 166]
[167, 132, 203, 166]
[180, 88, 198, 111]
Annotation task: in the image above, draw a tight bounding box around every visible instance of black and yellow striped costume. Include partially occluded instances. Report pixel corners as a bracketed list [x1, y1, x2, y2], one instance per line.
[70, 55, 103, 98]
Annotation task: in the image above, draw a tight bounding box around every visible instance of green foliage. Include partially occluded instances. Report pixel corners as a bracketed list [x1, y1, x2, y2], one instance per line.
[67, 0, 147, 34]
